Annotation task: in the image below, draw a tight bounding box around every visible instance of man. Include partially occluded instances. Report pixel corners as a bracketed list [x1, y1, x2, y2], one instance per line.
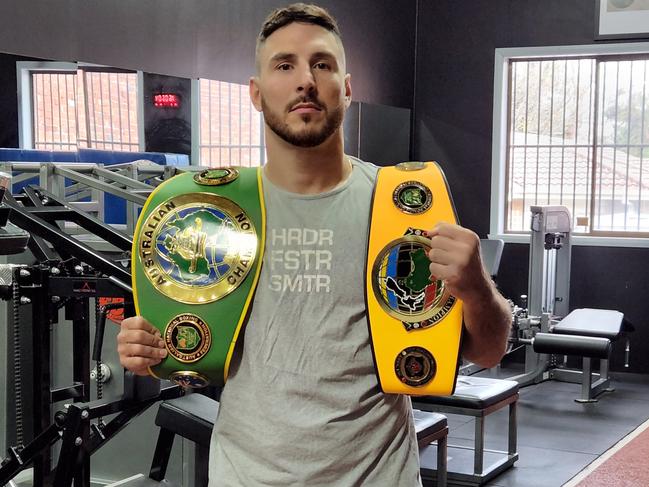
[118, 4, 512, 485]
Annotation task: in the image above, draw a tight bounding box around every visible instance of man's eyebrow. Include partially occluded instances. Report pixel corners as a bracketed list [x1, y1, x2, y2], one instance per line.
[311, 51, 337, 61]
[269, 52, 297, 64]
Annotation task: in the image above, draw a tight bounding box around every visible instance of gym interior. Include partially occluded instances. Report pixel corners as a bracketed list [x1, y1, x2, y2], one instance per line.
[1, 1, 648, 486]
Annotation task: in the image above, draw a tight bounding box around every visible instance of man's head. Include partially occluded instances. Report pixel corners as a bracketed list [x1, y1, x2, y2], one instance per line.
[250, 3, 352, 148]
[255, 3, 344, 71]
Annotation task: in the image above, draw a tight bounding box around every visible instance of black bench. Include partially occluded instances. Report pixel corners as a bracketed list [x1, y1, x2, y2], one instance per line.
[413, 376, 519, 487]
[414, 409, 448, 487]
[109, 394, 449, 486]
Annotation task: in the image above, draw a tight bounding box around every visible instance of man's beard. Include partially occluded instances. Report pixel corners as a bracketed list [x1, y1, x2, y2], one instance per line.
[261, 95, 344, 148]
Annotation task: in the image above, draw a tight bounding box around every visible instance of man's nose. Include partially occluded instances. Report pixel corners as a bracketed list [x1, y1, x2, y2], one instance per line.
[296, 65, 316, 93]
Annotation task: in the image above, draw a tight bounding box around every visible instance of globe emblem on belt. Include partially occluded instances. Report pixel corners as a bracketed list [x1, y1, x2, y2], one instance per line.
[372, 235, 456, 330]
[138, 193, 257, 304]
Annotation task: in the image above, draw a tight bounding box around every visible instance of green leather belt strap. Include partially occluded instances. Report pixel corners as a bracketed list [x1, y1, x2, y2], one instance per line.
[132, 167, 265, 388]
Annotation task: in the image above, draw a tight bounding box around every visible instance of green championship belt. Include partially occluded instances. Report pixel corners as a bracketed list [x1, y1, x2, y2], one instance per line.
[132, 167, 265, 388]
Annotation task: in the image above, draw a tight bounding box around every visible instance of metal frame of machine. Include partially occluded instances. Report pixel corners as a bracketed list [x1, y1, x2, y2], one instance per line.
[505, 206, 628, 402]
[0, 160, 175, 235]
[0, 170, 190, 487]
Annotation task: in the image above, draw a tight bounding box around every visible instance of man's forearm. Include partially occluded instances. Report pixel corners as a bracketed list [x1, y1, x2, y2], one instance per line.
[461, 282, 512, 368]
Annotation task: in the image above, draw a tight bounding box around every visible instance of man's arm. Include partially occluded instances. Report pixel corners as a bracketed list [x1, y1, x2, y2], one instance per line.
[427, 223, 512, 368]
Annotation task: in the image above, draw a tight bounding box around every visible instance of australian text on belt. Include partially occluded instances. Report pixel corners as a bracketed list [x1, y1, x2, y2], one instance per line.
[366, 161, 463, 396]
[132, 167, 265, 388]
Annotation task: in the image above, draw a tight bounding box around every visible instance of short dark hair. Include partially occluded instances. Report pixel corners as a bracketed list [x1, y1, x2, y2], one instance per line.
[258, 3, 342, 44]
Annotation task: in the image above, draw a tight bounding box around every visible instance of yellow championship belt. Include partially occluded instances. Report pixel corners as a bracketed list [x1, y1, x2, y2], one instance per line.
[366, 161, 463, 396]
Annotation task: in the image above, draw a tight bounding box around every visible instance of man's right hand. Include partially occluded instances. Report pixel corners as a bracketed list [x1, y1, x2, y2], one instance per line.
[117, 316, 167, 376]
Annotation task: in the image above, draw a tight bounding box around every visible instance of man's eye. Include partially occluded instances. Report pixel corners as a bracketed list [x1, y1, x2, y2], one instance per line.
[314, 62, 331, 70]
[277, 64, 292, 71]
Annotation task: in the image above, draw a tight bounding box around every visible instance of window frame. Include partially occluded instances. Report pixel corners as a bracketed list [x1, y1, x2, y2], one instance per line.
[491, 42, 649, 248]
[17, 61, 145, 152]
[190, 78, 266, 167]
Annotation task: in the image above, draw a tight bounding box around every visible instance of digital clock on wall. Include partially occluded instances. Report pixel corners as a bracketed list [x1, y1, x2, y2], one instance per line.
[153, 93, 181, 108]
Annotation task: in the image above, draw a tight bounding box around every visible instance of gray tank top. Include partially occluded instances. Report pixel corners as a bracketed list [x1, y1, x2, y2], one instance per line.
[209, 158, 421, 486]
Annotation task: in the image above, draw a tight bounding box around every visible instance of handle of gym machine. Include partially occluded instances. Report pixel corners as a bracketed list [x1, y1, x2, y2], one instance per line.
[92, 302, 129, 362]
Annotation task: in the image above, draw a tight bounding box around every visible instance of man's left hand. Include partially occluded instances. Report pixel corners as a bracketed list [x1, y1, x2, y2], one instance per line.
[426, 222, 490, 302]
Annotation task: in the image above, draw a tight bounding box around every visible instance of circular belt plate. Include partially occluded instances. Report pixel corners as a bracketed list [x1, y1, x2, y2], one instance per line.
[193, 167, 239, 186]
[372, 235, 456, 325]
[169, 370, 210, 388]
[164, 313, 212, 363]
[392, 180, 433, 214]
[138, 192, 258, 304]
[394, 347, 436, 386]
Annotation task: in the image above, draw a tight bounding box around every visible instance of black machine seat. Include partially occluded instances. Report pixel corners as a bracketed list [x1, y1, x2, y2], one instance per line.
[416, 376, 519, 409]
[147, 394, 219, 484]
[553, 308, 624, 340]
[155, 393, 219, 448]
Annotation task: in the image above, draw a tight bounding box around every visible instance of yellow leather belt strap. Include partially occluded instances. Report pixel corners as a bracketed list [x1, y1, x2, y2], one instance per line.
[365, 161, 463, 396]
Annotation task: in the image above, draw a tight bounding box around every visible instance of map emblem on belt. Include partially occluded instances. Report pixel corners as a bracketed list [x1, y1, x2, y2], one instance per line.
[393, 181, 433, 214]
[372, 235, 456, 331]
[165, 313, 212, 363]
[193, 167, 239, 186]
[168, 371, 210, 388]
[395, 347, 436, 386]
[138, 192, 258, 304]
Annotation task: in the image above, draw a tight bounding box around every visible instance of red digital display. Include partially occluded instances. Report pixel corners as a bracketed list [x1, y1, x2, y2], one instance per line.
[153, 93, 180, 108]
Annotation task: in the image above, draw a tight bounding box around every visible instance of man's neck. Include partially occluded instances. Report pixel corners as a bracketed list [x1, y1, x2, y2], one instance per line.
[263, 129, 351, 195]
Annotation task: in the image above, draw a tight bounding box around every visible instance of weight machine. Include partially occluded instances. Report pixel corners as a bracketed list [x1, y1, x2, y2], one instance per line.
[506, 205, 630, 402]
[0, 172, 190, 487]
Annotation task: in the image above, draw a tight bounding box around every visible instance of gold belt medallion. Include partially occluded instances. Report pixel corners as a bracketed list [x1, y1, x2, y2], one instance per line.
[138, 192, 258, 304]
[372, 233, 457, 332]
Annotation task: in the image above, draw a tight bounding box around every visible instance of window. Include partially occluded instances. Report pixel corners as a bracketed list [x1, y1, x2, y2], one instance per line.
[196, 79, 264, 167]
[19, 62, 141, 152]
[491, 44, 649, 247]
[31, 71, 78, 151]
[78, 69, 140, 151]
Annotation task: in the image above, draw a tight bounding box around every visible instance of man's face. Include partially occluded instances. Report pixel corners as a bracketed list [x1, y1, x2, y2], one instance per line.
[251, 22, 352, 148]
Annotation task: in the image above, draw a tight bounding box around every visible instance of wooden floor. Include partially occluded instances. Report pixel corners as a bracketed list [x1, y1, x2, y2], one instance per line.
[566, 418, 649, 486]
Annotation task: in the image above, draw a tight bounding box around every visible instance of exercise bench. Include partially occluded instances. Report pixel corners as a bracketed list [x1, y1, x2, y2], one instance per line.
[414, 376, 519, 487]
[550, 308, 626, 403]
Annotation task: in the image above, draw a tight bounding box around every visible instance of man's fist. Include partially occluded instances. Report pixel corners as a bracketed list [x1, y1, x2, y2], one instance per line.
[117, 316, 167, 376]
[426, 223, 491, 303]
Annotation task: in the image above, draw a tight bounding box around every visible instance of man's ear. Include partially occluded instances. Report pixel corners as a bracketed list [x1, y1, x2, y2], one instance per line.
[249, 77, 262, 112]
[344, 73, 352, 108]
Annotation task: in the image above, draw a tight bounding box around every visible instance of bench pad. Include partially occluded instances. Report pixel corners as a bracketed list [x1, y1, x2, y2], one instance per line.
[415, 376, 519, 409]
[553, 308, 624, 340]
